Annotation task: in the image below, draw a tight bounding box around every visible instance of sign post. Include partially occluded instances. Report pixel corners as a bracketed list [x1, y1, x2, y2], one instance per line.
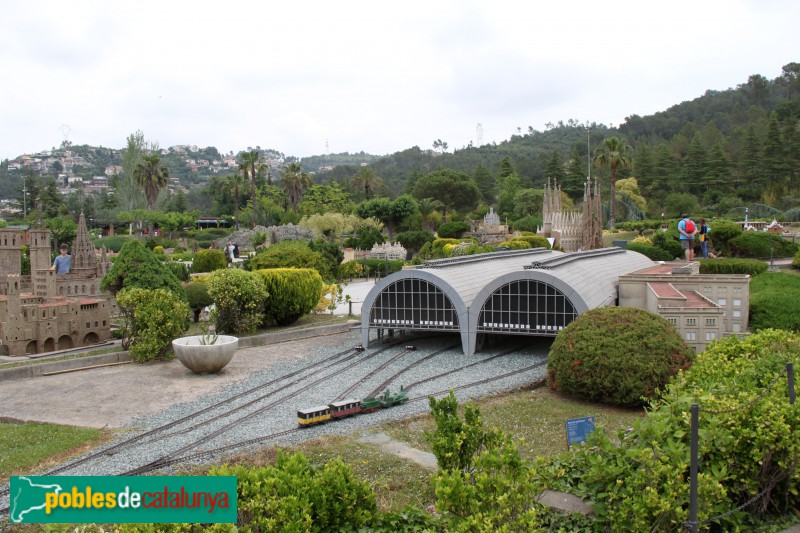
[566, 416, 596, 448]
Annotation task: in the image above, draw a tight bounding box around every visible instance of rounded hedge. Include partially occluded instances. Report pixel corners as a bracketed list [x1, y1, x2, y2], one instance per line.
[548, 307, 694, 406]
[255, 268, 324, 326]
[193, 249, 227, 273]
[626, 242, 674, 261]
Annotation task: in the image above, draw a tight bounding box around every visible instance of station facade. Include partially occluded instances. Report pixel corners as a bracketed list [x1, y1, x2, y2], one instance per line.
[360, 247, 654, 355]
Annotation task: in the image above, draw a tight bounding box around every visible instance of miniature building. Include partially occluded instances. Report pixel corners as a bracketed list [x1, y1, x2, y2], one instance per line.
[370, 242, 407, 261]
[464, 207, 510, 245]
[618, 262, 749, 352]
[540, 177, 603, 252]
[0, 213, 111, 356]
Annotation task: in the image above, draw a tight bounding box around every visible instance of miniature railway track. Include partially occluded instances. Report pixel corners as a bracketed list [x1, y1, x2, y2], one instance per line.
[332, 344, 420, 402]
[115, 358, 550, 475]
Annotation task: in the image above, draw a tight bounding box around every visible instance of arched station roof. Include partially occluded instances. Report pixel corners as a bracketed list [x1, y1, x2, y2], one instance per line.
[360, 247, 654, 355]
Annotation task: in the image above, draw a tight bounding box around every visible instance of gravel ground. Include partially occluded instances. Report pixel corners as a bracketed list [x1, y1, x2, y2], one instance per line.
[1, 330, 551, 514]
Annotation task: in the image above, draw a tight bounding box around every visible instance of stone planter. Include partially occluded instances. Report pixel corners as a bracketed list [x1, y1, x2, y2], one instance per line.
[172, 335, 238, 374]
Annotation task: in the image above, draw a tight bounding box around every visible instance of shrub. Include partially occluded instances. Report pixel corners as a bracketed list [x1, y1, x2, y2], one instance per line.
[92, 235, 131, 253]
[626, 242, 674, 261]
[544, 330, 800, 530]
[512, 234, 551, 249]
[166, 262, 190, 282]
[100, 240, 185, 300]
[115, 288, 188, 363]
[248, 241, 329, 278]
[396, 230, 435, 253]
[153, 245, 164, 255]
[192, 248, 227, 273]
[750, 273, 800, 332]
[630, 236, 652, 246]
[728, 232, 798, 259]
[650, 230, 682, 259]
[501, 239, 532, 250]
[363, 258, 404, 277]
[255, 268, 324, 326]
[794, 249, 800, 269]
[548, 307, 694, 406]
[699, 257, 767, 276]
[206, 269, 268, 335]
[184, 282, 213, 323]
[209, 451, 378, 531]
[336, 260, 364, 281]
[437, 221, 470, 239]
[707, 219, 742, 256]
[510, 215, 542, 233]
[427, 392, 542, 530]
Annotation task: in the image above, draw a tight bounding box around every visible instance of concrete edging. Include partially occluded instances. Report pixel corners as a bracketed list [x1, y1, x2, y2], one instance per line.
[0, 320, 359, 382]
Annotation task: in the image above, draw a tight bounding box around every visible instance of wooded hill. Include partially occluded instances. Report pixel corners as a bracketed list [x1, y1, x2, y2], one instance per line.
[315, 63, 800, 218]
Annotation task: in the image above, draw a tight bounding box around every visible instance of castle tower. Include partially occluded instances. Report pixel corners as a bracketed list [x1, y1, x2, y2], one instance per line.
[0, 228, 22, 277]
[28, 226, 51, 274]
[70, 212, 98, 277]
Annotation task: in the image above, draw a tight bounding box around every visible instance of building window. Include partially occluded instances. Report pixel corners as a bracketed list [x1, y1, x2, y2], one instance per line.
[733, 310, 741, 318]
[733, 299, 741, 307]
[705, 318, 716, 326]
[718, 298, 727, 306]
[706, 332, 717, 341]
[718, 287, 727, 293]
[668, 318, 678, 326]
[703, 286, 712, 292]
[732, 323, 741, 333]
[85, 322, 90, 328]
[686, 318, 697, 326]
[733, 286, 742, 293]
[686, 332, 696, 341]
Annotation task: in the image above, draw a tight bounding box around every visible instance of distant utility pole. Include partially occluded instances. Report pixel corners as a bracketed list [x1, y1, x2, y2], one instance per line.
[22, 176, 27, 217]
[587, 124, 591, 179]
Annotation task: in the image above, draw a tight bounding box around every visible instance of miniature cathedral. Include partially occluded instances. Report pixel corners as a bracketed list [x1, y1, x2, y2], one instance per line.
[540, 177, 603, 252]
[0, 212, 111, 356]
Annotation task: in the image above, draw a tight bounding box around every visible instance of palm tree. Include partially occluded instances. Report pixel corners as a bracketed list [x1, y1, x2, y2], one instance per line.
[133, 154, 169, 210]
[223, 173, 247, 229]
[592, 137, 633, 229]
[239, 150, 266, 227]
[281, 162, 312, 211]
[417, 197, 444, 231]
[350, 167, 383, 201]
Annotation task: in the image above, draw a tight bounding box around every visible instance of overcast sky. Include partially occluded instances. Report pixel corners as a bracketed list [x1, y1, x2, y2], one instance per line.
[1, 0, 797, 161]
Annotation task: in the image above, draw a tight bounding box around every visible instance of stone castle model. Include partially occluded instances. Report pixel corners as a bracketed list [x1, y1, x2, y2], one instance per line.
[0, 212, 111, 356]
[540, 177, 603, 252]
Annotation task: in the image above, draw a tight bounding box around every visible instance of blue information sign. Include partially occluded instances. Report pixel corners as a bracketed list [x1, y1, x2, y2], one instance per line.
[566, 416, 595, 448]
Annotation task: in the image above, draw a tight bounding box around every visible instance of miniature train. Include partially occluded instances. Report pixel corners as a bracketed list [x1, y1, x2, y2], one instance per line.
[297, 387, 408, 427]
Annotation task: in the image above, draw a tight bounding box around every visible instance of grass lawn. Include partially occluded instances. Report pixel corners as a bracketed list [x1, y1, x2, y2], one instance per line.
[0, 421, 111, 483]
[602, 230, 638, 247]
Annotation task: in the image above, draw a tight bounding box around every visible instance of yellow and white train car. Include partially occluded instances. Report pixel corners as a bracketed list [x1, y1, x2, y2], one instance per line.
[297, 405, 331, 426]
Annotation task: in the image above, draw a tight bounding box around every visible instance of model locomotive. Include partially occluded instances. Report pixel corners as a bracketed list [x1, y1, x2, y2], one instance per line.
[297, 387, 408, 427]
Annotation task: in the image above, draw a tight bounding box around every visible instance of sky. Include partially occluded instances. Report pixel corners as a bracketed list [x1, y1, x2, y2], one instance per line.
[1, 0, 797, 161]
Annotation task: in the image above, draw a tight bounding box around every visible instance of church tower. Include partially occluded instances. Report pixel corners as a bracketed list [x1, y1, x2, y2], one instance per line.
[70, 212, 98, 277]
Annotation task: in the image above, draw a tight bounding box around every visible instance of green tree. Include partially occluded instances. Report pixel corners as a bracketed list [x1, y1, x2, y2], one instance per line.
[133, 154, 169, 210]
[298, 182, 354, 216]
[416, 197, 444, 231]
[356, 195, 417, 240]
[544, 149, 566, 184]
[100, 240, 185, 299]
[512, 188, 544, 218]
[412, 169, 479, 220]
[117, 131, 148, 211]
[593, 136, 633, 228]
[239, 150, 266, 226]
[281, 162, 313, 212]
[349, 167, 384, 201]
[472, 164, 496, 204]
[682, 136, 708, 190]
[761, 112, 788, 205]
[223, 173, 247, 228]
[46, 217, 77, 252]
[39, 177, 66, 218]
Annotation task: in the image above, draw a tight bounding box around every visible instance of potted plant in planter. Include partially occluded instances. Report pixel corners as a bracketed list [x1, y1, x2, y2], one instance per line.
[172, 307, 238, 374]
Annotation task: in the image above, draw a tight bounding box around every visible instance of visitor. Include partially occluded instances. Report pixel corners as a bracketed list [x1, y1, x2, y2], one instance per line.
[52, 244, 71, 275]
[678, 214, 697, 262]
[698, 218, 711, 259]
[226, 243, 235, 266]
[233, 243, 239, 259]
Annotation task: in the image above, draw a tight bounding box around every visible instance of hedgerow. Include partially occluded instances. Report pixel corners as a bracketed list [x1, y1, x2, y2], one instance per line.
[729, 232, 798, 259]
[750, 273, 800, 332]
[699, 257, 767, 276]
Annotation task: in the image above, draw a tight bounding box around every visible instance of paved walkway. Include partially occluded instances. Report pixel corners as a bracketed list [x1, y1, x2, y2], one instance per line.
[0, 332, 358, 428]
